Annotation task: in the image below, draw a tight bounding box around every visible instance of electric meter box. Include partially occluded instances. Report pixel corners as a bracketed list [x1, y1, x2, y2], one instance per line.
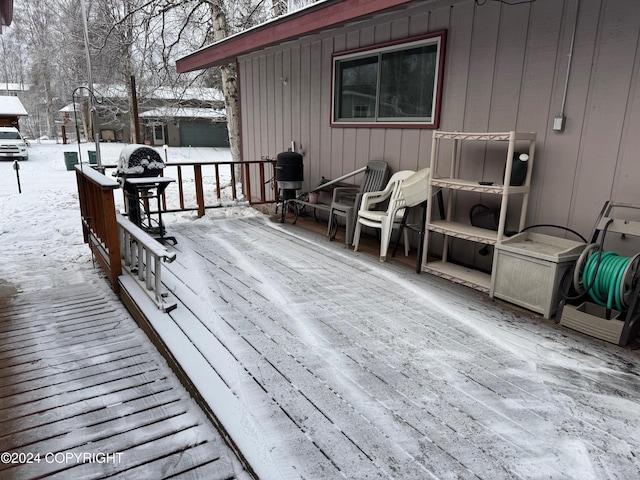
[490, 232, 586, 318]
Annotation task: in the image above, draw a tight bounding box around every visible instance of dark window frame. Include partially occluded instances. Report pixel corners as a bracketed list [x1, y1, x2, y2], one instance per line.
[331, 30, 446, 129]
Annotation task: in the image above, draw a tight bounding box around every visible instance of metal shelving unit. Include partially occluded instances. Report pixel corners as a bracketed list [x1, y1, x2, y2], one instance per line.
[421, 130, 537, 292]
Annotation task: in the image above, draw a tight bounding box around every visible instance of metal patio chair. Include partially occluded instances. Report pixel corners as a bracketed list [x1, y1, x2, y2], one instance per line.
[327, 160, 390, 245]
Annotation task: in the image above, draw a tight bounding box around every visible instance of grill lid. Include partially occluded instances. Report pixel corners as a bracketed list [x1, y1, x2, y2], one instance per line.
[117, 145, 165, 177]
[275, 151, 303, 183]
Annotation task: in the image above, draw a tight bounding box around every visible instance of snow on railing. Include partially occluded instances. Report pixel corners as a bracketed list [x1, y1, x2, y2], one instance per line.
[116, 213, 177, 312]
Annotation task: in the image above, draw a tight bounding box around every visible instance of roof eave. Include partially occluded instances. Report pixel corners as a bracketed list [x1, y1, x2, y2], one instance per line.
[176, 0, 418, 73]
[0, 0, 13, 29]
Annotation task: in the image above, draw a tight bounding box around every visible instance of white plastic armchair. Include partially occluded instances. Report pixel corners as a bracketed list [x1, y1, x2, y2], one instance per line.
[352, 170, 416, 261]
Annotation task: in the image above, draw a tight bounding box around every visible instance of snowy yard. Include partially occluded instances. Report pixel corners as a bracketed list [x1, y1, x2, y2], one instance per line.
[0, 140, 239, 290]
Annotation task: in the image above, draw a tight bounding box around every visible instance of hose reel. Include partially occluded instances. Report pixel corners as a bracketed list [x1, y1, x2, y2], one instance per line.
[558, 201, 640, 347]
[572, 244, 640, 312]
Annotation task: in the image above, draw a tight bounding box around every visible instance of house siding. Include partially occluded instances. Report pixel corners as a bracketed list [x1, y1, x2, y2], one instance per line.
[238, 0, 640, 247]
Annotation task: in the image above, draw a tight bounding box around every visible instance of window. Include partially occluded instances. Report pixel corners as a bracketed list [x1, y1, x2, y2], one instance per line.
[332, 31, 446, 127]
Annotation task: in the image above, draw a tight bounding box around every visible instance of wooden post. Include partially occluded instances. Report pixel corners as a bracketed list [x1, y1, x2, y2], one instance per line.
[131, 75, 142, 144]
[230, 166, 237, 200]
[177, 166, 184, 210]
[194, 165, 205, 217]
[215, 165, 221, 200]
[102, 189, 122, 292]
[244, 162, 251, 203]
[259, 162, 266, 203]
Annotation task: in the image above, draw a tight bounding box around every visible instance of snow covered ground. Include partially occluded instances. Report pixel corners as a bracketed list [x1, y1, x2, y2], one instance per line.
[0, 140, 242, 291]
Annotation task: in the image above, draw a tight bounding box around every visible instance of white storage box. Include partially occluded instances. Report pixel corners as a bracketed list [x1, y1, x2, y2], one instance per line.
[490, 232, 586, 318]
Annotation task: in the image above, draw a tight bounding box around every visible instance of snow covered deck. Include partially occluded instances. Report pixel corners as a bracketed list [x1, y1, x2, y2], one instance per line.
[125, 211, 640, 479]
[0, 280, 249, 479]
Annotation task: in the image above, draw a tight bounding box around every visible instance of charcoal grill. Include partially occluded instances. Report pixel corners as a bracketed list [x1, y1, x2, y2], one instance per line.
[116, 145, 176, 244]
[275, 151, 303, 223]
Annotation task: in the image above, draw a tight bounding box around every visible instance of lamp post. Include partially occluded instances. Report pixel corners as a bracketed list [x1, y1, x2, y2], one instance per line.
[72, 86, 102, 168]
[80, 0, 102, 168]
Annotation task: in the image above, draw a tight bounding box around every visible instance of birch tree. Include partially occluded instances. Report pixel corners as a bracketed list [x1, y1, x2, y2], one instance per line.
[208, 3, 240, 162]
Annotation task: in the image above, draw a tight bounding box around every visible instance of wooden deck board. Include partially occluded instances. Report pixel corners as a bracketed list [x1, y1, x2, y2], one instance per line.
[107, 442, 237, 480]
[0, 314, 129, 353]
[0, 339, 147, 382]
[0, 390, 183, 452]
[0, 282, 247, 479]
[0, 352, 159, 399]
[151, 267, 344, 479]
[0, 329, 142, 368]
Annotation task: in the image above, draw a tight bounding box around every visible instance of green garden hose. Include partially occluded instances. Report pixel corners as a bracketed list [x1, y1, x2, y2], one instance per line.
[581, 251, 633, 312]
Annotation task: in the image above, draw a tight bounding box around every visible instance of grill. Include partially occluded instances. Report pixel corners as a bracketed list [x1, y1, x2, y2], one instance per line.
[115, 145, 176, 244]
[116, 144, 166, 178]
[275, 151, 303, 223]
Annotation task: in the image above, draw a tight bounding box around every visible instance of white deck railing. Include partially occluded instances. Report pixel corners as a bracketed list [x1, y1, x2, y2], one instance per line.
[116, 213, 177, 312]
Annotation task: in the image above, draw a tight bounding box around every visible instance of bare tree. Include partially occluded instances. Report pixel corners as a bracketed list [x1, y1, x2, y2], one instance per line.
[7, 0, 277, 153]
[15, 0, 63, 137]
[0, 28, 27, 89]
[97, 0, 271, 159]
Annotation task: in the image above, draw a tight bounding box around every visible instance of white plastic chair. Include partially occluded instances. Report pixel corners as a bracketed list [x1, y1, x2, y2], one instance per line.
[352, 170, 415, 261]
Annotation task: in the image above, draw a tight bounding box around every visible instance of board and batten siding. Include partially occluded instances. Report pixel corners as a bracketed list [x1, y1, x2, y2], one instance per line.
[238, 0, 640, 254]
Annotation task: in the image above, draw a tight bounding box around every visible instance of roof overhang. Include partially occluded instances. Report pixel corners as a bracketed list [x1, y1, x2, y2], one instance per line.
[176, 0, 422, 73]
[139, 106, 226, 121]
[0, 96, 28, 116]
[0, 0, 13, 31]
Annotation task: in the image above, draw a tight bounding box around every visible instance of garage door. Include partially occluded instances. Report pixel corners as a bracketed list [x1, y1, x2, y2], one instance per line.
[179, 121, 229, 147]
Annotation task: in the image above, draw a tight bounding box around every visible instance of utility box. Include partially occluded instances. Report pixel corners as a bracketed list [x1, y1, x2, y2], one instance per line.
[490, 232, 586, 318]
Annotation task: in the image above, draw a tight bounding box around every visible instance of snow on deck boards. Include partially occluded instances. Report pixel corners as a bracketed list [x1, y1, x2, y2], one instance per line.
[155, 214, 640, 479]
[0, 282, 247, 479]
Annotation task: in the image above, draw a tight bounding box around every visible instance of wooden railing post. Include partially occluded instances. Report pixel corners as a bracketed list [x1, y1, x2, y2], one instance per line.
[215, 164, 221, 200]
[259, 162, 266, 203]
[230, 166, 237, 200]
[194, 164, 205, 218]
[244, 162, 252, 203]
[177, 165, 185, 210]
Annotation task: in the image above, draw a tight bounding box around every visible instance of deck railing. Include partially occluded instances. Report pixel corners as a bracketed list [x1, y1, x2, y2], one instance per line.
[77, 157, 277, 306]
[76, 166, 177, 311]
[104, 159, 277, 218]
[75, 165, 121, 292]
[117, 213, 177, 312]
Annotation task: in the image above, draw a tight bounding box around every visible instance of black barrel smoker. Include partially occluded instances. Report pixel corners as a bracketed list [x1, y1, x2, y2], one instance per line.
[275, 151, 303, 223]
[116, 145, 176, 244]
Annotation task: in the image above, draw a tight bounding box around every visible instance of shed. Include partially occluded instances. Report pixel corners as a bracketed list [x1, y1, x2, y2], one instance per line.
[139, 107, 229, 147]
